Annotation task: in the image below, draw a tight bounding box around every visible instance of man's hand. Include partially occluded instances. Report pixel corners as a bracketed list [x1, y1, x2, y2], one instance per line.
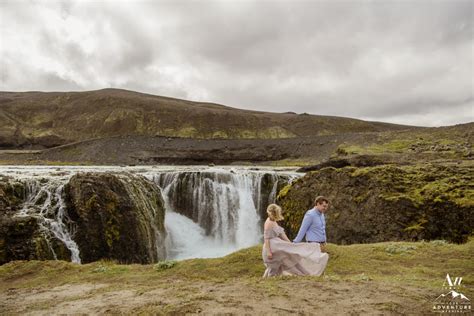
[320, 243, 327, 253]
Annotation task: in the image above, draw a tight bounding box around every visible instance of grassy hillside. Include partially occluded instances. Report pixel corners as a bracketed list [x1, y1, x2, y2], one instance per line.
[0, 88, 411, 148]
[336, 123, 473, 160]
[1, 239, 472, 314]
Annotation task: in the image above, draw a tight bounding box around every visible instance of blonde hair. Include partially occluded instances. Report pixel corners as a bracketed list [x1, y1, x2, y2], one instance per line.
[267, 204, 284, 221]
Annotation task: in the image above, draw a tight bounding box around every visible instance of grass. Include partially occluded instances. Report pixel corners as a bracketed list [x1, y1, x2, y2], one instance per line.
[1, 239, 472, 314]
[268, 158, 321, 167]
[337, 126, 472, 157]
[1, 239, 472, 290]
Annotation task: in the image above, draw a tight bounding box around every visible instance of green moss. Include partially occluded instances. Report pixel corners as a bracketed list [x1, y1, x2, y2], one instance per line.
[154, 260, 178, 271]
[404, 218, 428, 232]
[367, 140, 413, 153]
[353, 164, 473, 208]
[105, 220, 120, 248]
[268, 158, 317, 167]
[279, 162, 473, 243]
[103, 194, 120, 248]
[277, 184, 292, 200]
[353, 193, 369, 204]
[85, 194, 99, 210]
[414, 175, 474, 207]
[210, 131, 228, 138]
[258, 126, 296, 138]
[33, 236, 54, 260]
[338, 145, 365, 155]
[175, 127, 198, 138]
[350, 167, 371, 177]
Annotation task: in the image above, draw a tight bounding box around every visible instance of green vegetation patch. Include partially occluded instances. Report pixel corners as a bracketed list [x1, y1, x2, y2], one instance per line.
[1, 239, 472, 293]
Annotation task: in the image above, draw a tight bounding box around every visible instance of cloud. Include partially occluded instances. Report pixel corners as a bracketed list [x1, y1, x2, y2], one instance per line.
[0, 0, 472, 126]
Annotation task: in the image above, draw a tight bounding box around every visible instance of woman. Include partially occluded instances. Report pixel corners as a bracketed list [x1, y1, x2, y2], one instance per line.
[262, 204, 328, 278]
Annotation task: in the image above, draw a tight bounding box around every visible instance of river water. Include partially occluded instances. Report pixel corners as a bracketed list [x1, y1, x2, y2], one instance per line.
[1, 165, 302, 262]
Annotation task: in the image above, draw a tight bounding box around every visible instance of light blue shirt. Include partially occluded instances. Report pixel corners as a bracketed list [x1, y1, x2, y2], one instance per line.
[293, 207, 326, 243]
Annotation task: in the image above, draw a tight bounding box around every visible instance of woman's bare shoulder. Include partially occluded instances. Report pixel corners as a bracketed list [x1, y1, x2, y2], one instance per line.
[264, 219, 277, 230]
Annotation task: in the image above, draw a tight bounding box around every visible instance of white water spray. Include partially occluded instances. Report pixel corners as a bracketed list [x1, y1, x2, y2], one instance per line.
[16, 179, 81, 263]
[152, 168, 295, 259]
[2, 165, 301, 262]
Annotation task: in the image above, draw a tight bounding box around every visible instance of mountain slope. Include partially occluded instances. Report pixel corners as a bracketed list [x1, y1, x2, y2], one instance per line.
[0, 88, 412, 148]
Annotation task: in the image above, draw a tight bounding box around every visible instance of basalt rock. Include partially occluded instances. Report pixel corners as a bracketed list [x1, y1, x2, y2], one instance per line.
[65, 173, 166, 264]
[0, 180, 69, 264]
[278, 164, 474, 244]
[255, 173, 291, 225]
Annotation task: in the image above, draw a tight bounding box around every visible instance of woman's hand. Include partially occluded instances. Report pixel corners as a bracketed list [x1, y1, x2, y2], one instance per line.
[267, 251, 273, 259]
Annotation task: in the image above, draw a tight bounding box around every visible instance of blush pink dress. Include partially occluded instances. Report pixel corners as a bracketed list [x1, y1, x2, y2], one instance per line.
[262, 224, 329, 278]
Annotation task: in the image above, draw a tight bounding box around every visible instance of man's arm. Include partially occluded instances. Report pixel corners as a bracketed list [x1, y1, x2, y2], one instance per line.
[293, 213, 312, 243]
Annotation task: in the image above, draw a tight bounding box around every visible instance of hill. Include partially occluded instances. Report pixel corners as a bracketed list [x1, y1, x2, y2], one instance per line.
[0, 88, 411, 149]
[0, 122, 471, 166]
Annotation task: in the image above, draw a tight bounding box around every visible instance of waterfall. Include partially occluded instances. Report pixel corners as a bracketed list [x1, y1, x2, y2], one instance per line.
[1, 165, 300, 262]
[15, 178, 81, 263]
[150, 168, 293, 259]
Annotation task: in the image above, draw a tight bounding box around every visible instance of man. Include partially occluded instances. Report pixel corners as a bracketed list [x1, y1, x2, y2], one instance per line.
[293, 196, 329, 252]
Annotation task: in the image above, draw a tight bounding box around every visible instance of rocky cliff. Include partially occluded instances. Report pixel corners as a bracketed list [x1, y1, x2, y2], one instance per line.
[0, 173, 167, 264]
[64, 173, 166, 264]
[278, 163, 473, 244]
[0, 178, 70, 263]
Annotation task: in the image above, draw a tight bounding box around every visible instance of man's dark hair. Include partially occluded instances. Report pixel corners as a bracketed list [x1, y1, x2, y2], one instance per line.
[314, 196, 329, 205]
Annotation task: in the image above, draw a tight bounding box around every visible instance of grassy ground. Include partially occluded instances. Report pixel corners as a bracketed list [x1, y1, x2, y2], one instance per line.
[1, 239, 473, 315]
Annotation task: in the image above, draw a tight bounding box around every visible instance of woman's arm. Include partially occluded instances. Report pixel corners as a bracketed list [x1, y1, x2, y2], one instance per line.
[264, 238, 272, 259]
[280, 232, 291, 242]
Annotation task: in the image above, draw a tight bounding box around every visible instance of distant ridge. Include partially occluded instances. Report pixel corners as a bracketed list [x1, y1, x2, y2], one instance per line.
[0, 88, 414, 149]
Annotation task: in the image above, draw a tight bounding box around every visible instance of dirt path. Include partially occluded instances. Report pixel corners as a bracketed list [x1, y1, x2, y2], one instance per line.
[1, 278, 434, 315]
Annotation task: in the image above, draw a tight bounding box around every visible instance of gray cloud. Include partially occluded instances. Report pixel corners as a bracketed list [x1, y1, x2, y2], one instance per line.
[0, 0, 472, 126]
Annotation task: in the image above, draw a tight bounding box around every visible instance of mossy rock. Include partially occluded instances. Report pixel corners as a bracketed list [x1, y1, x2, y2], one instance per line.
[278, 163, 474, 244]
[65, 172, 167, 264]
[0, 214, 70, 264]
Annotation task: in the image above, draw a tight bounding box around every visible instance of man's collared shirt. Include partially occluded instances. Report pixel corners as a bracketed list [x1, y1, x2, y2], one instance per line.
[293, 207, 326, 243]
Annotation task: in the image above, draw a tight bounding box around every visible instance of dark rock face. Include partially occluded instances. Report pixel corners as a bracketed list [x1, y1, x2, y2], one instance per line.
[255, 173, 291, 225]
[0, 180, 69, 264]
[65, 173, 166, 264]
[0, 216, 70, 264]
[278, 164, 473, 244]
[296, 155, 389, 173]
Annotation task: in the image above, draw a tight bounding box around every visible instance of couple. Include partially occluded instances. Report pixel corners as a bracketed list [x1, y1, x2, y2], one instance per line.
[262, 196, 329, 278]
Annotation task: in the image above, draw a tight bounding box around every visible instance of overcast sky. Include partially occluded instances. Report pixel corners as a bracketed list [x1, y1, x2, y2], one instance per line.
[1, 0, 473, 127]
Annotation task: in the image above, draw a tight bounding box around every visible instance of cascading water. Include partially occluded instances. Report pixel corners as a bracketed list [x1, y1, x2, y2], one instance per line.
[15, 178, 81, 263]
[151, 168, 293, 260]
[1, 165, 300, 262]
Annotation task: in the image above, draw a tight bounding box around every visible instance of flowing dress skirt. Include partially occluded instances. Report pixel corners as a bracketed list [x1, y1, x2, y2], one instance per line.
[262, 238, 328, 278]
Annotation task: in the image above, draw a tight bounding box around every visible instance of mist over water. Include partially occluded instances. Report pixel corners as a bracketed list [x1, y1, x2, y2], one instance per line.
[154, 170, 289, 259]
[1, 165, 301, 262]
